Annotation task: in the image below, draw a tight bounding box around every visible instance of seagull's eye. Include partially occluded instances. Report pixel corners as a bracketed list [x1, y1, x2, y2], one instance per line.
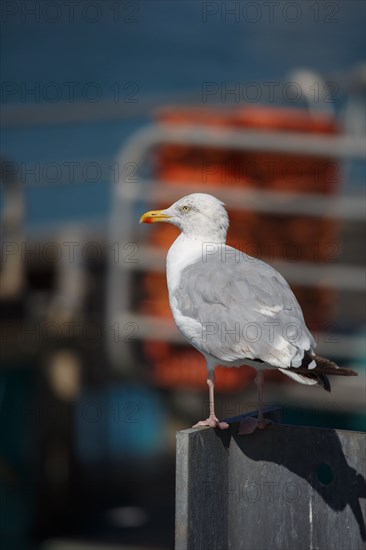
[181, 205, 191, 213]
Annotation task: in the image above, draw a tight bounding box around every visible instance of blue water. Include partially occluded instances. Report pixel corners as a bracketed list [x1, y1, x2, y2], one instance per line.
[1, 0, 365, 229]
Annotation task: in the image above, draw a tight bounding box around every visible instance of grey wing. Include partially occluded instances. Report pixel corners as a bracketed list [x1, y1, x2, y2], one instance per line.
[173, 249, 316, 368]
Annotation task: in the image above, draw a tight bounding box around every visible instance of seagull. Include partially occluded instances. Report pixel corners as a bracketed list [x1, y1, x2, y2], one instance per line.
[140, 193, 357, 433]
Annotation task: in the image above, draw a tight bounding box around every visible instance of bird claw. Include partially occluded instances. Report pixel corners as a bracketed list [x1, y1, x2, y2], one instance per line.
[192, 417, 230, 430]
[258, 418, 272, 430]
[237, 416, 272, 435]
[217, 421, 230, 430]
[237, 416, 258, 435]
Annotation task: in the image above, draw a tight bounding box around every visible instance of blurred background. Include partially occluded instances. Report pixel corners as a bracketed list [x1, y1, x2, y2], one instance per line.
[1, 1, 365, 549]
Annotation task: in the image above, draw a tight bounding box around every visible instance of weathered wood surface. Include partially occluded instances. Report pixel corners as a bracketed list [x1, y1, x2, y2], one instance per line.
[176, 412, 366, 550]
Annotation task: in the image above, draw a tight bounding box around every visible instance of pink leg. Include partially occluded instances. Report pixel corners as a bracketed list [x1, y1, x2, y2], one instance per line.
[238, 371, 271, 435]
[193, 372, 229, 430]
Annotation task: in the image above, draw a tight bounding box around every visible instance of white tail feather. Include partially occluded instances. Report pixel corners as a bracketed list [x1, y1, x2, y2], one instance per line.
[278, 368, 318, 386]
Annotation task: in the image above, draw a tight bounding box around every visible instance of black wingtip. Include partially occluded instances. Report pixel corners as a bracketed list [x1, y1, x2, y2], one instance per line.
[320, 374, 331, 392]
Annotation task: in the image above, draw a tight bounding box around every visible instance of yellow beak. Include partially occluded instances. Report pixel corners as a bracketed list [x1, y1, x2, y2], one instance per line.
[139, 209, 171, 224]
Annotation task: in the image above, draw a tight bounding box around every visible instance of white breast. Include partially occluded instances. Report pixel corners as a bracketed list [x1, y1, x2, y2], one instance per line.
[166, 235, 206, 347]
[166, 234, 203, 294]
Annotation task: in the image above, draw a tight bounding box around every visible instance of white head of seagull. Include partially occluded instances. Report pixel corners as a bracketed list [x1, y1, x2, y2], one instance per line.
[140, 193, 229, 243]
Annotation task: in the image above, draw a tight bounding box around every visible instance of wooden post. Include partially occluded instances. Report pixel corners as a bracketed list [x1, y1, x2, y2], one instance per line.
[176, 410, 366, 550]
